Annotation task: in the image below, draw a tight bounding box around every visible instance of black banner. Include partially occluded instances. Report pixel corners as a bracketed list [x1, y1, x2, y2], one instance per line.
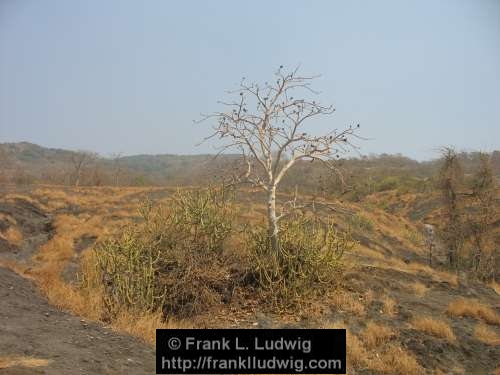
[156, 329, 346, 374]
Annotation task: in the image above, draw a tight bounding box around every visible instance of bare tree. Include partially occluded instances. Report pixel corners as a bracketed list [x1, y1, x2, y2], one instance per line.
[469, 153, 496, 278]
[424, 223, 436, 266]
[91, 159, 105, 186]
[0, 148, 8, 183]
[111, 153, 123, 186]
[438, 147, 464, 267]
[200, 66, 360, 253]
[71, 151, 95, 187]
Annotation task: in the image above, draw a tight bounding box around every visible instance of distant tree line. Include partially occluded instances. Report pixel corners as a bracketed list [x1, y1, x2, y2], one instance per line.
[0, 142, 499, 197]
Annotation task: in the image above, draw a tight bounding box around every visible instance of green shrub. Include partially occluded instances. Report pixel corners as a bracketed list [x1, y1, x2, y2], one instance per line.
[375, 176, 400, 192]
[249, 214, 356, 311]
[94, 228, 166, 316]
[168, 187, 233, 253]
[90, 185, 235, 318]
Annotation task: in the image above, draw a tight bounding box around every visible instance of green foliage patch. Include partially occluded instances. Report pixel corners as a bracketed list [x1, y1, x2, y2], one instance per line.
[249, 214, 356, 311]
[90, 186, 235, 318]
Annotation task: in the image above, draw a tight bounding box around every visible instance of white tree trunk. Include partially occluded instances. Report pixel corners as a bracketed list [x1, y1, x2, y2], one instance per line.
[74, 172, 81, 187]
[267, 185, 279, 253]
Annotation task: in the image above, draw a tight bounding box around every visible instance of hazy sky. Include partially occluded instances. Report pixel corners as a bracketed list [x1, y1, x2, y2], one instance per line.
[1, 0, 499, 160]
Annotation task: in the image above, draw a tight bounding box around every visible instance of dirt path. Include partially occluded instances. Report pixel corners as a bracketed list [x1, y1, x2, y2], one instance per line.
[0, 198, 156, 374]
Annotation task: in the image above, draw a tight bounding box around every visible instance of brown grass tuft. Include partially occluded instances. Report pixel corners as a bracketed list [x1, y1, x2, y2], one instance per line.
[411, 281, 428, 297]
[447, 298, 500, 325]
[0, 356, 51, 369]
[331, 291, 365, 315]
[411, 316, 455, 341]
[376, 345, 424, 375]
[0, 259, 32, 278]
[489, 280, 500, 295]
[373, 257, 458, 287]
[321, 321, 367, 372]
[3, 226, 23, 246]
[322, 320, 422, 374]
[432, 367, 466, 375]
[346, 329, 368, 372]
[381, 295, 397, 316]
[364, 289, 374, 306]
[361, 321, 396, 349]
[474, 323, 500, 345]
[112, 310, 193, 345]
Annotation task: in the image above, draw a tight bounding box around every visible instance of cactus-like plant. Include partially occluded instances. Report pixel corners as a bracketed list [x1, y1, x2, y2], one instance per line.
[90, 185, 235, 318]
[250, 214, 356, 310]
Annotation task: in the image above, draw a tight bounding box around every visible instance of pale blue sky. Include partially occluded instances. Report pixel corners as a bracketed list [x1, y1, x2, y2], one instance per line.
[1, 0, 499, 160]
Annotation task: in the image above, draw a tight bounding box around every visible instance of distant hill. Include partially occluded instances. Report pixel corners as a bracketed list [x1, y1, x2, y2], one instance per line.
[0, 142, 499, 193]
[0, 142, 240, 186]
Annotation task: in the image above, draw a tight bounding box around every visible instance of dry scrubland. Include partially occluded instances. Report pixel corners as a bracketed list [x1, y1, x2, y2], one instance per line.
[0, 184, 499, 374]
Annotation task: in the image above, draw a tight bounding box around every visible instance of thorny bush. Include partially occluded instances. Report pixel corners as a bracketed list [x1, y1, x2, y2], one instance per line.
[250, 213, 356, 311]
[89, 186, 235, 319]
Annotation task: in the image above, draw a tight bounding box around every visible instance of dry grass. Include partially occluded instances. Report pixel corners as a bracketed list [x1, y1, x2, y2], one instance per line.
[20, 187, 229, 344]
[323, 320, 422, 375]
[0, 259, 32, 278]
[364, 289, 374, 306]
[0, 212, 17, 225]
[355, 244, 387, 260]
[31, 186, 152, 217]
[413, 263, 459, 286]
[321, 321, 367, 373]
[361, 321, 396, 349]
[489, 280, 500, 295]
[373, 345, 424, 375]
[32, 235, 74, 277]
[0, 356, 51, 369]
[346, 329, 368, 373]
[1, 185, 495, 365]
[474, 323, 500, 345]
[432, 367, 466, 375]
[447, 298, 500, 325]
[113, 310, 193, 345]
[331, 291, 365, 315]
[4, 194, 44, 208]
[2, 226, 23, 245]
[9, 208, 109, 321]
[381, 295, 397, 316]
[1, 189, 187, 345]
[411, 316, 456, 341]
[40, 275, 103, 320]
[411, 281, 428, 297]
[373, 257, 459, 287]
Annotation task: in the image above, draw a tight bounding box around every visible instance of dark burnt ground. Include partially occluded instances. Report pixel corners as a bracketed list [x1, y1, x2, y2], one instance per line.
[61, 234, 98, 283]
[0, 195, 156, 374]
[0, 267, 156, 374]
[0, 198, 52, 263]
[342, 265, 500, 374]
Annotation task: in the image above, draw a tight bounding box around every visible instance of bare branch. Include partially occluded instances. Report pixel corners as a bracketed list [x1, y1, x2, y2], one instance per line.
[197, 67, 362, 252]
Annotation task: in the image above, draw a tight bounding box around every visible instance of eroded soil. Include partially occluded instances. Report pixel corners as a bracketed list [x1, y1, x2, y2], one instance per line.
[0, 194, 156, 374]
